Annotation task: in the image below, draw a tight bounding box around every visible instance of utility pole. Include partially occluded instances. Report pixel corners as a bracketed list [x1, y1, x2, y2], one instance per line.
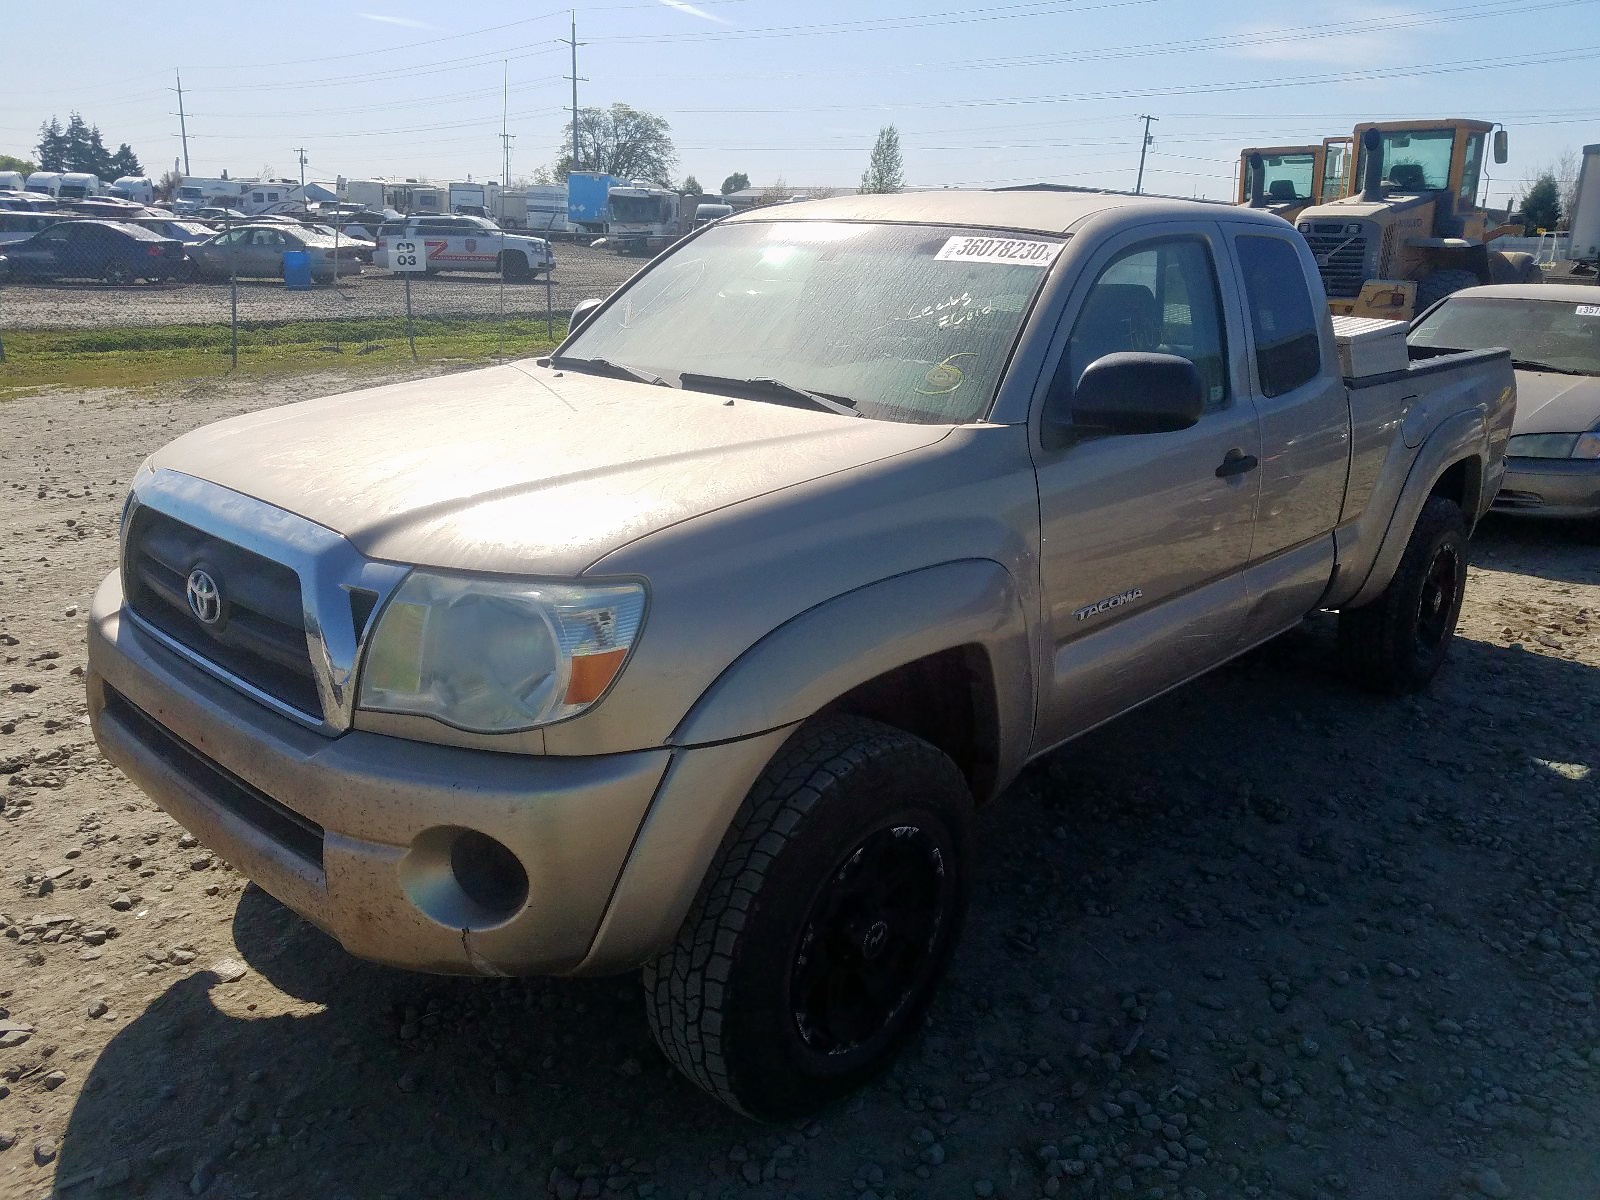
[1135, 113, 1157, 196]
[498, 60, 515, 186]
[561, 12, 586, 173]
[295, 147, 308, 190]
[173, 69, 191, 176]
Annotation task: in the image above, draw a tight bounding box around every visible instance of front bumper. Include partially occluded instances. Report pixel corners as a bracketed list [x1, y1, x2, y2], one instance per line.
[1493, 456, 1600, 519]
[88, 571, 675, 976]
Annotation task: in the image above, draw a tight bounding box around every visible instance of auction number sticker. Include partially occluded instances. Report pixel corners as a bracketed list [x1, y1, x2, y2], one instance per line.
[1577, 305, 1600, 317]
[935, 235, 1062, 267]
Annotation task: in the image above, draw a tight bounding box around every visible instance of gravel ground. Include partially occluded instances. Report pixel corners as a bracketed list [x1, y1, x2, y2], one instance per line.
[2, 371, 1599, 1200]
[0, 243, 644, 330]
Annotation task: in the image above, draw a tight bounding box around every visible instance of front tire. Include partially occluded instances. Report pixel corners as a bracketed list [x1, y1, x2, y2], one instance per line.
[1338, 495, 1468, 694]
[499, 251, 530, 281]
[643, 717, 973, 1119]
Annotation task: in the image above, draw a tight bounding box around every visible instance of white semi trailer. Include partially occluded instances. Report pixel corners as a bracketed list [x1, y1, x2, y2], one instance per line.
[1569, 143, 1600, 269]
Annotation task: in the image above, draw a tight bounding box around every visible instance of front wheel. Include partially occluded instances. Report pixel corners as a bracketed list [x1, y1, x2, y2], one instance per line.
[643, 717, 972, 1119]
[499, 251, 530, 281]
[1337, 494, 1468, 694]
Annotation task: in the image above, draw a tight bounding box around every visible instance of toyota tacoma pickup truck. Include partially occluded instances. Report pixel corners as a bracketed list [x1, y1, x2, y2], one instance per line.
[88, 191, 1514, 1119]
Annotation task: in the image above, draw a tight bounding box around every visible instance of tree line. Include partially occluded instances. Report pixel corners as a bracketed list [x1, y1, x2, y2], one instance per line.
[535, 104, 904, 199]
[33, 114, 144, 180]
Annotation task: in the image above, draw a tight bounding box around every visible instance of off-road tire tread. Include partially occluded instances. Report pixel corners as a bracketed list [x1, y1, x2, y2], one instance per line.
[642, 716, 959, 1117]
[1415, 268, 1482, 311]
[1338, 495, 1467, 694]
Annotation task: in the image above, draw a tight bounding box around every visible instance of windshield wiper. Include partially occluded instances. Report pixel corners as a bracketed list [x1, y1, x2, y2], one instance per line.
[1510, 358, 1591, 376]
[678, 372, 860, 417]
[550, 355, 671, 387]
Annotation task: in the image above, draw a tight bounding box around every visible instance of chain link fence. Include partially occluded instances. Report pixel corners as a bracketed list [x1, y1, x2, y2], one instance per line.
[0, 211, 645, 390]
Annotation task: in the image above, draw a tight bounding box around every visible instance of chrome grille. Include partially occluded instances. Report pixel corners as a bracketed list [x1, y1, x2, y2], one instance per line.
[1303, 225, 1369, 298]
[123, 508, 321, 718]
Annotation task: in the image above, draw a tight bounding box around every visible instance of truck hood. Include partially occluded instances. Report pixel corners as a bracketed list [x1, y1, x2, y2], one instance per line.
[145, 362, 953, 574]
[1510, 369, 1600, 436]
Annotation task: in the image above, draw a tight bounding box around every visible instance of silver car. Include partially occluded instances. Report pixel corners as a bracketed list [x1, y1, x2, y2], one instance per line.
[190, 224, 363, 283]
[1410, 283, 1600, 521]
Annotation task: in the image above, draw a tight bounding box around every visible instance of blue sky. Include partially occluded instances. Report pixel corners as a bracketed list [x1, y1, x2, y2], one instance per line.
[6, 0, 1598, 204]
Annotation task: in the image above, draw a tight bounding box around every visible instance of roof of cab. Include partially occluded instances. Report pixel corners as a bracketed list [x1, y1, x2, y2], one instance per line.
[725, 188, 1280, 235]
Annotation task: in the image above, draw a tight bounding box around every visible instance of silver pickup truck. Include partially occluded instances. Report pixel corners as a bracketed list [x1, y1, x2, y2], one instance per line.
[88, 191, 1514, 1119]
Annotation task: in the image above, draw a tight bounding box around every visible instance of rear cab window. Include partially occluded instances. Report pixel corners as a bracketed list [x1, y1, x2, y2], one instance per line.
[1234, 235, 1323, 395]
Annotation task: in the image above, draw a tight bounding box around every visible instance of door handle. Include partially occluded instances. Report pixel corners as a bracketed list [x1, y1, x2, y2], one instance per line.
[1216, 449, 1259, 478]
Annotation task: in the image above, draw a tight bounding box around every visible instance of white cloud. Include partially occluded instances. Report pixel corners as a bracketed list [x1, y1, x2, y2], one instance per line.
[657, 0, 729, 23]
[359, 12, 432, 28]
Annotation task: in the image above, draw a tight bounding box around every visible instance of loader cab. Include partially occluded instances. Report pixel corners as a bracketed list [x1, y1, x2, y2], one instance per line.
[1237, 145, 1322, 217]
[1297, 119, 1520, 322]
[1350, 120, 1502, 216]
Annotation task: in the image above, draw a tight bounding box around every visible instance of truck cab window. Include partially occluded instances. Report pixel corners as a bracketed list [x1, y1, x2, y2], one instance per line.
[1063, 237, 1230, 410]
[1234, 235, 1322, 396]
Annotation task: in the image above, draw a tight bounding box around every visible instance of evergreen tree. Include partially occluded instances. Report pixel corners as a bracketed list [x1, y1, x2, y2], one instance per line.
[860, 125, 905, 194]
[681, 175, 703, 196]
[1519, 172, 1562, 232]
[720, 172, 750, 196]
[62, 113, 93, 173]
[35, 118, 67, 171]
[107, 145, 144, 178]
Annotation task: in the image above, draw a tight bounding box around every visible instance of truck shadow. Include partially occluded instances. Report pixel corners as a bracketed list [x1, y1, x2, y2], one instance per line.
[51, 627, 1600, 1200]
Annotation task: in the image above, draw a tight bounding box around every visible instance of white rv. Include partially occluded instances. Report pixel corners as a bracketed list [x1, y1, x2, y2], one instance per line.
[173, 177, 250, 214]
[523, 184, 573, 236]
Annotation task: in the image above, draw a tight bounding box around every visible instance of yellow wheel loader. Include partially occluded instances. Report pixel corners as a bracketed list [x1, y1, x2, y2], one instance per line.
[1292, 119, 1535, 321]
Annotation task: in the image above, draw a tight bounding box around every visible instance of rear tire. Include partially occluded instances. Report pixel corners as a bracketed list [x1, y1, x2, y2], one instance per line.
[102, 260, 133, 286]
[643, 716, 973, 1119]
[1415, 268, 1481, 311]
[1338, 495, 1468, 694]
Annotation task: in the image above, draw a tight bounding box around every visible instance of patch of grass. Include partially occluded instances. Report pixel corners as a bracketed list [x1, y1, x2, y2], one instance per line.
[0, 315, 571, 397]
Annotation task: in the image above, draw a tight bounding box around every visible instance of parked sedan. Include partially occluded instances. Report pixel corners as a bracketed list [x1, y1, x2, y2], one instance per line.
[1410, 283, 1600, 522]
[193, 206, 251, 224]
[3, 219, 186, 284]
[189, 224, 363, 283]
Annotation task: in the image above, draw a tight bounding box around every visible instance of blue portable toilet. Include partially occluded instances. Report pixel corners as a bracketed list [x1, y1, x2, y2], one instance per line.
[282, 250, 313, 290]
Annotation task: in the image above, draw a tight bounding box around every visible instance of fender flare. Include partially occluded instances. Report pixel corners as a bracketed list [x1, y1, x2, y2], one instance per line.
[672, 558, 1034, 776]
[1342, 410, 1485, 610]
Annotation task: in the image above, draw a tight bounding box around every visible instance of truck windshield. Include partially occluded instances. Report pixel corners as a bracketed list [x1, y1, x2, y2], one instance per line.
[1410, 296, 1600, 376]
[563, 221, 1064, 424]
[611, 195, 665, 223]
[1358, 128, 1456, 191]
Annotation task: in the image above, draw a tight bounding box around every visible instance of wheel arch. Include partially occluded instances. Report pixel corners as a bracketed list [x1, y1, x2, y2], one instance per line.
[670, 558, 1033, 802]
[1339, 413, 1486, 610]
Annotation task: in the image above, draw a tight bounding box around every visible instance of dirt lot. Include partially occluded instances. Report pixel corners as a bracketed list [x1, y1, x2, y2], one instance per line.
[0, 243, 643, 330]
[1, 372, 1598, 1200]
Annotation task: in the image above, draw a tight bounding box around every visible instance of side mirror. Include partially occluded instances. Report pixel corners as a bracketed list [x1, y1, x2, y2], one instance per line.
[1056, 352, 1205, 437]
[568, 297, 603, 333]
[1492, 128, 1508, 165]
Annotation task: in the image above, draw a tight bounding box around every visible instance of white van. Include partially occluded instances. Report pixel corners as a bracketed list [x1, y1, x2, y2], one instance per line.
[110, 176, 155, 204]
[25, 172, 64, 197]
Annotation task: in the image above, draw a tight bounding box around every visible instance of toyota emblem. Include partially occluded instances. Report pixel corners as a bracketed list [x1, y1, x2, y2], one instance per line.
[185, 568, 223, 626]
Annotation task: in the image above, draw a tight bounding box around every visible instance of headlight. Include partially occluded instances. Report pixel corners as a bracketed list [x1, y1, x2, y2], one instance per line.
[1575, 425, 1600, 459]
[358, 572, 645, 733]
[1507, 433, 1580, 459]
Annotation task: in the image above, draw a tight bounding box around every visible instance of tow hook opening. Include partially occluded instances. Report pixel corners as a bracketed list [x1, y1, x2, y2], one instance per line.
[399, 826, 529, 930]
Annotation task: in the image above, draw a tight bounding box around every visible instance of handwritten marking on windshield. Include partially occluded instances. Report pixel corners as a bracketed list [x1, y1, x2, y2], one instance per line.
[917, 353, 977, 396]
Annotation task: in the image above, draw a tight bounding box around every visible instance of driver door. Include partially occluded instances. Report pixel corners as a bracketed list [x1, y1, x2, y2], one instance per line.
[1031, 223, 1261, 751]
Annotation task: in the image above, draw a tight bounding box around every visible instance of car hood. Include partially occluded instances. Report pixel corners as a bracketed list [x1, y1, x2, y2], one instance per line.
[144, 362, 953, 574]
[1511, 369, 1600, 435]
